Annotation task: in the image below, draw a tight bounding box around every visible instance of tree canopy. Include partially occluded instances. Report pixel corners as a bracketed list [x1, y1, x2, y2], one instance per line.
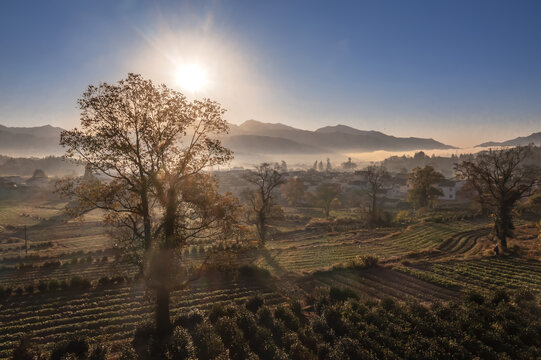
[407, 165, 444, 209]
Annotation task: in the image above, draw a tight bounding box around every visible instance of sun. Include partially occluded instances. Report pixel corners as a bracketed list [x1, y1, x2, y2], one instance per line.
[175, 64, 207, 93]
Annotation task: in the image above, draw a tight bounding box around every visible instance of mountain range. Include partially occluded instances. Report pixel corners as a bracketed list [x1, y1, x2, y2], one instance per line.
[224, 120, 455, 154]
[0, 124, 64, 156]
[475, 132, 541, 148]
[0, 120, 456, 157]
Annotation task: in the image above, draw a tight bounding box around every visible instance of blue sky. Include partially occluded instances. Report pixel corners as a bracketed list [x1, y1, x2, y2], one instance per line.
[1, 0, 540, 147]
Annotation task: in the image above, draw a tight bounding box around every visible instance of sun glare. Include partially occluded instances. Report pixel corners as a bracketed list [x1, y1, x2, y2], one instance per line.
[175, 64, 207, 92]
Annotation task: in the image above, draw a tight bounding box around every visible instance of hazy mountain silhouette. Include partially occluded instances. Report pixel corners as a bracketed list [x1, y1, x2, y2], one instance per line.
[222, 135, 327, 154]
[476, 132, 541, 147]
[0, 124, 63, 156]
[227, 120, 455, 153]
[0, 121, 455, 157]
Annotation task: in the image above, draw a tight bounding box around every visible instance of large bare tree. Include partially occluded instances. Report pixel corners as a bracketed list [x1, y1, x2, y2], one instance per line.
[455, 146, 539, 251]
[58, 73, 240, 336]
[243, 163, 285, 244]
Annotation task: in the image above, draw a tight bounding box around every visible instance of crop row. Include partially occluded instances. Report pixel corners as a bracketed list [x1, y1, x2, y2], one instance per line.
[309, 267, 459, 303]
[404, 257, 541, 293]
[0, 280, 283, 359]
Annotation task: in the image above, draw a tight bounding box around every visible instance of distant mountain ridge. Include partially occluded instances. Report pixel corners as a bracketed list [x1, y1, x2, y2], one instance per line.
[226, 120, 455, 154]
[475, 132, 541, 147]
[0, 120, 455, 157]
[0, 124, 63, 156]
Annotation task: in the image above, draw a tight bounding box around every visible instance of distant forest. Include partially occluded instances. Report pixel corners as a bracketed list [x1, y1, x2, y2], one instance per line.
[382, 147, 541, 177]
[0, 155, 82, 177]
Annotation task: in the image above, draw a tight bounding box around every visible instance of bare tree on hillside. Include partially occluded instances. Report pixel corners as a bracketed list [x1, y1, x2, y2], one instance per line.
[455, 146, 539, 251]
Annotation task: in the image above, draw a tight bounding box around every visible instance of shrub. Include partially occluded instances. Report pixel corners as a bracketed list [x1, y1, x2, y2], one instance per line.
[98, 277, 110, 286]
[70, 276, 91, 290]
[37, 280, 48, 293]
[358, 255, 379, 268]
[70, 276, 83, 288]
[192, 322, 227, 360]
[490, 288, 510, 305]
[50, 337, 89, 360]
[49, 279, 60, 291]
[246, 295, 264, 313]
[174, 309, 205, 330]
[60, 280, 69, 290]
[111, 275, 125, 284]
[329, 287, 358, 303]
[239, 264, 271, 280]
[465, 291, 485, 305]
[11, 337, 36, 360]
[118, 346, 138, 360]
[289, 340, 314, 360]
[0, 285, 12, 299]
[208, 303, 227, 324]
[291, 300, 307, 325]
[167, 326, 197, 360]
[24, 284, 34, 295]
[88, 345, 108, 360]
[395, 210, 414, 224]
[256, 306, 274, 328]
[215, 317, 253, 360]
[274, 305, 300, 331]
[513, 288, 536, 303]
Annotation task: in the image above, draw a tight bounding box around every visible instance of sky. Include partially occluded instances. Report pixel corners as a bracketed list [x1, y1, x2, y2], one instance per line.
[0, 0, 540, 147]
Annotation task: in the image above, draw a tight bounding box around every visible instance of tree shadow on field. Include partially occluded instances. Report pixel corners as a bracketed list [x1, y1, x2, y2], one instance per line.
[257, 246, 287, 277]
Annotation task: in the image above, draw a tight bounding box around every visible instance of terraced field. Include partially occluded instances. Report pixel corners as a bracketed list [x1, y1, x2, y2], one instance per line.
[0, 278, 284, 359]
[263, 220, 490, 273]
[304, 267, 460, 303]
[0, 219, 113, 261]
[0, 262, 134, 287]
[400, 257, 541, 293]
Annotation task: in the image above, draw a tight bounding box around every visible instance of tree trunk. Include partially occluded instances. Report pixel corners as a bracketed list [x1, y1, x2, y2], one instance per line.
[495, 205, 511, 251]
[154, 185, 176, 338]
[370, 192, 377, 227]
[257, 210, 266, 244]
[499, 235, 508, 251]
[137, 176, 152, 249]
[156, 283, 171, 337]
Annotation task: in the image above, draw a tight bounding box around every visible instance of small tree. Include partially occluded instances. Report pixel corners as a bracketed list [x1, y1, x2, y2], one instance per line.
[281, 178, 305, 206]
[363, 165, 389, 226]
[341, 157, 357, 170]
[313, 183, 342, 217]
[455, 146, 539, 251]
[243, 163, 285, 244]
[407, 165, 444, 209]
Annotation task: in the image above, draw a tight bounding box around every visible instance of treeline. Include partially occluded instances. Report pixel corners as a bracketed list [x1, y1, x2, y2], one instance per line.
[0, 156, 82, 177]
[12, 288, 540, 359]
[381, 147, 541, 177]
